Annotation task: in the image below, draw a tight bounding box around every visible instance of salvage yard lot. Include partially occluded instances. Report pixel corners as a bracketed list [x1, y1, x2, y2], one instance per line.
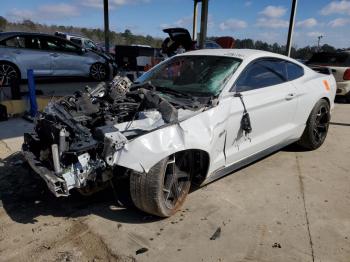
[0, 101, 349, 262]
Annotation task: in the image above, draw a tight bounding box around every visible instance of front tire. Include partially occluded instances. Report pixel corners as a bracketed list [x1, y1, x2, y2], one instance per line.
[130, 153, 192, 217]
[297, 99, 330, 150]
[90, 63, 108, 81]
[0, 62, 20, 87]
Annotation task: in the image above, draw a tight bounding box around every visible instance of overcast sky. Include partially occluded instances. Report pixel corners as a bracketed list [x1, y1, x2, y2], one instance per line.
[1, 0, 350, 48]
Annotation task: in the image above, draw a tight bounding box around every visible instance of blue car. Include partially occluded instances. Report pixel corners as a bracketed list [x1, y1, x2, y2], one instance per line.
[0, 32, 116, 86]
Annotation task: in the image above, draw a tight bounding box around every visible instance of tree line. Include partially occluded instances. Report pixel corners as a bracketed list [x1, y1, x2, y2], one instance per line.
[0, 16, 345, 60]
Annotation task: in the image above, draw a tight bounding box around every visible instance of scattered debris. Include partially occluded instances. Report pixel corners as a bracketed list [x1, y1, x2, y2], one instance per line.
[42, 244, 51, 250]
[272, 242, 281, 248]
[34, 200, 41, 204]
[55, 251, 74, 262]
[135, 247, 148, 255]
[276, 221, 282, 225]
[117, 223, 122, 229]
[210, 227, 221, 240]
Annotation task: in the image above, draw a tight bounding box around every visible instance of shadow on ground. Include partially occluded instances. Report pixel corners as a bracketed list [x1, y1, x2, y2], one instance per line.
[0, 153, 163, 225]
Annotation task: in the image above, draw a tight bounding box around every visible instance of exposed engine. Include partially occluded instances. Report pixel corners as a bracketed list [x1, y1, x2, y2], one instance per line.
[22, 76, 191, 197]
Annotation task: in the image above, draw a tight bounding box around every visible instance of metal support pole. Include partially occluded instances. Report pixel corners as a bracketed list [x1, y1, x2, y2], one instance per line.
[199, 0, 209, 49]
[192, 0, 199, 40]
[27, 69, 38, 117]
[286, 0, 298, 57]
[104, 0, 110, 54]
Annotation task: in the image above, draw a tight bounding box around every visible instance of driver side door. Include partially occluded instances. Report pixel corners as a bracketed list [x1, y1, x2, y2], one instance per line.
[224, 58, 299, 166]
[41, 36, 88, 77]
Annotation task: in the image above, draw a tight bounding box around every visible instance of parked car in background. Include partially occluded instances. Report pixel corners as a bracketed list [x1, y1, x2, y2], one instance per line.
[0, 32, 115, 86]
[23, 49, 336, 217]
[54, 32, 100, 52]
[307, 51, 350, 101]
[54, 31, 117, 71]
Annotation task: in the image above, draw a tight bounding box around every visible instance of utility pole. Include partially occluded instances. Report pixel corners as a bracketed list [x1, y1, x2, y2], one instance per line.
[103, 0, 110, 54]
[286, 0, 298, 57]
[192, 0, 199, 40]
[317, 35, 323, 50]
[199, 0, 209, 49]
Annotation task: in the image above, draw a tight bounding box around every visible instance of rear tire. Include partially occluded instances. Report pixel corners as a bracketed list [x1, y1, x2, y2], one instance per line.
[90, 63, 108, 81]
[297, 99, 330, 150]
[130, 153, 192, 217]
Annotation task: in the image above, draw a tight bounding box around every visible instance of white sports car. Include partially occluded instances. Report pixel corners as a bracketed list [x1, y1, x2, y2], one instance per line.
[23, 49, 336, 217]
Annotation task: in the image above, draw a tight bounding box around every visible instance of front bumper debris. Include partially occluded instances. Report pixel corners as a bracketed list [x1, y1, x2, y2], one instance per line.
[22, 145, 69, 197]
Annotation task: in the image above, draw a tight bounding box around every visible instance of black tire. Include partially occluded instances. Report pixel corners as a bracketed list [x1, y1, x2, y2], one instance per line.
[90, 63, 108, 81]
[0, 62, 20, 87]
[297, 99, 330, 150]
[130, 153, 192, 217]
[346, 92, 350, 103]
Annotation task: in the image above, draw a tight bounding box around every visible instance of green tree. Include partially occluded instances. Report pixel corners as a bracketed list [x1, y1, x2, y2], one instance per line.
[0, 16, 7, 31]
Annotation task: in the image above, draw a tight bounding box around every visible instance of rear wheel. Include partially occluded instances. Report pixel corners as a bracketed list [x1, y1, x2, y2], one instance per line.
[90, 63, 107, 81]
[0, 62, 20, 87]
[130, 152, 192, 217]
[297, 99, 330, 150]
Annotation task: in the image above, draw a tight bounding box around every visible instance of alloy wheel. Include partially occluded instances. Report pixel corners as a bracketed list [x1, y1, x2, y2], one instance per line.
[0, 63, 18, 86]
[162, 154, 191, 210]
[313, 105, 330, 143]
[90, 63, 107, 81]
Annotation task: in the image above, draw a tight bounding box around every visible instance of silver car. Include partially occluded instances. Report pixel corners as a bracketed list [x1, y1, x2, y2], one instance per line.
[0, 32, 115, 86]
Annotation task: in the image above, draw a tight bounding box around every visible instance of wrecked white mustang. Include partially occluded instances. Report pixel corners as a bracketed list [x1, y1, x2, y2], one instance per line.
[23, 50, 336, 217]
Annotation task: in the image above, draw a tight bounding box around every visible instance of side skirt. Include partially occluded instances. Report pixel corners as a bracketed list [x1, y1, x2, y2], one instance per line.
[203, 138, 298, 185]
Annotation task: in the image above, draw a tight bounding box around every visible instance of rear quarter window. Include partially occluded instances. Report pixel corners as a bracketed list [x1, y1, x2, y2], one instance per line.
[286, 62, 304, 81]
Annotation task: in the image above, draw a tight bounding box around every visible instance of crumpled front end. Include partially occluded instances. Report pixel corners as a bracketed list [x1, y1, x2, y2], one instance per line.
[22, 76, 203, 197]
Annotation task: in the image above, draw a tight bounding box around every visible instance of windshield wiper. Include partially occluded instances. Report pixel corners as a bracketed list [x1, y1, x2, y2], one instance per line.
[154, 85, 195, 100]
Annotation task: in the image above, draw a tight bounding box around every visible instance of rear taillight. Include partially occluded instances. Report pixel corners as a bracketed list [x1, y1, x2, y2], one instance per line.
[344, 68, 350, 80]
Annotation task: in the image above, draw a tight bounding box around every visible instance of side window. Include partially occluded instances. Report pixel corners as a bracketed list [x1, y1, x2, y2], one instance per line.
[286, 62, 304, 81]
[43, 38, 79, 53]
[235, 59, 287, 92]
[85, 40, 97, 50]
[25, 36, 43, 50]
[70, 38, 83, 46]
[60, 41, 79, 53]
[0, 36, 26, 48]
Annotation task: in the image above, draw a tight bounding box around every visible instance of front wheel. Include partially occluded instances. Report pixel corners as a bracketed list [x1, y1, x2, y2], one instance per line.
[0, 62, 20, 87]
[90, 63, 108, 81]
[297, 99, 330, 150]
[130, 153, 192, 217]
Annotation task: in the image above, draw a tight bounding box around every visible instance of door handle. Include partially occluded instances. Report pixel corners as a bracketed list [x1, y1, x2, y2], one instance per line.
[285, 93, 296, 101]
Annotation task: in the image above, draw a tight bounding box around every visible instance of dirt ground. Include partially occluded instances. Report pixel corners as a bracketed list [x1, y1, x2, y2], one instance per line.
[0, 100, 349, 262]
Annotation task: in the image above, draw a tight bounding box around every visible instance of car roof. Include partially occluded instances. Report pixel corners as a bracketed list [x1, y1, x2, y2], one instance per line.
[180, 48, 300, 64]
[0, 31, 82, 48]
[0, 31, 66, 41]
